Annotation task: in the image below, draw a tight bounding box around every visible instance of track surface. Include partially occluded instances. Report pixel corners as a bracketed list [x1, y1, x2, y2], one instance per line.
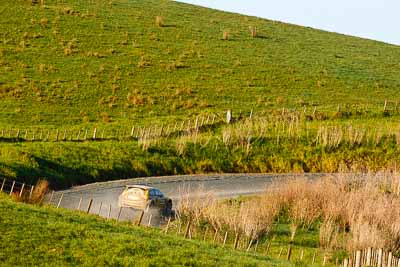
[48, 173, 323, 225]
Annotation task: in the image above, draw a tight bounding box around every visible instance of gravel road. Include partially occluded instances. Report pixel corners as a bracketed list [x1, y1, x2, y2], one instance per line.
[47, 173, 324, 225]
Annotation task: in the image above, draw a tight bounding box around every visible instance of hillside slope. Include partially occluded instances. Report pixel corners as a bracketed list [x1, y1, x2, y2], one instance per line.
[1, 0, 400, 127]
[0, 194, 285, 266]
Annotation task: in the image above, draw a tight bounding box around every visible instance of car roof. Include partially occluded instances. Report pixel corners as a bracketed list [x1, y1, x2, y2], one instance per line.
[125, 185, 155, 190]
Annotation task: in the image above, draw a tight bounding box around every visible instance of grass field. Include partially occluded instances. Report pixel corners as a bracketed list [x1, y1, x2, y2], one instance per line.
[1, 0, 400, 127]
[1, 0, 400, 187]
[0, 193, 289, 266]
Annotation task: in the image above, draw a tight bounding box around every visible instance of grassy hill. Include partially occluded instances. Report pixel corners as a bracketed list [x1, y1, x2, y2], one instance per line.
[0, 193, 285, 266]
[1, 0, 400, 127]
[1, 0, 400, 187]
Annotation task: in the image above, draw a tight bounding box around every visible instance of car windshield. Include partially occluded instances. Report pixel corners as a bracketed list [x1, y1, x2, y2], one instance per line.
[126, 188, 145, 198]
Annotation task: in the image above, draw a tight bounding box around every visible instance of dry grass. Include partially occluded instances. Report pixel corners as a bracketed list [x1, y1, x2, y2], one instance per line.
[177, 173, 400, 253]
[30, 179, 49, 204]
[177, 185, 279, 239]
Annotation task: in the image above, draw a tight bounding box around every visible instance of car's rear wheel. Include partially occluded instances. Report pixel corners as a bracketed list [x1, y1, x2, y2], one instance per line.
[163, 200, 173, 216]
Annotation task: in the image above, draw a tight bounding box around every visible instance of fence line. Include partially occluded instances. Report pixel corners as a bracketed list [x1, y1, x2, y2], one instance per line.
[340, 247, 400, 267]
[0, 178, 35, 199]
[0, 113, 224, 142]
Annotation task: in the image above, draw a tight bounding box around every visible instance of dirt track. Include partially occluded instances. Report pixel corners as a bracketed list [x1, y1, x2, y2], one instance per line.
[47, 173, 324, 224]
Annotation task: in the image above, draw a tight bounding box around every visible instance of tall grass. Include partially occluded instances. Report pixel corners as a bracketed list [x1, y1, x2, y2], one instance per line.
[177, 173, 400, 254]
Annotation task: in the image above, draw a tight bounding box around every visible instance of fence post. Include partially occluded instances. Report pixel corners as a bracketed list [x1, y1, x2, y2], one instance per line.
[29, 185, 34, 199]
[19, 183, 25, 197]
[107, 204, 111, 219]
[117, 207, 122, 221]
[184, 219, 192, 239]
[77, 197, 82, 210]
[287, 245, 292, 261]
[147, 214, 152, 226]
[378, 248, 383, 267]
[203, 227, 208, 241]
[343, 258, 349, 267]
[388, 252, 393, 267]
[0, 179, 5, 192]
[57, 193, 64, 208]
[86, 199, 93, 213]
[233, 233, 240, 250]
[223, 232, 228, 247]
[98, 202, 103, 215]
[164, 217, 171, 234]
[355, 250, 361, 267]
[9, 180, 15, 196]
[93, 128, 97, 140]
[136, 210, 145, 226]
[366, 247, 372, 266]
[130, 126, 135, 137]
[48, 190, 55, 204]
[312, 251, 316, 264]
[213, 228, 218, 243]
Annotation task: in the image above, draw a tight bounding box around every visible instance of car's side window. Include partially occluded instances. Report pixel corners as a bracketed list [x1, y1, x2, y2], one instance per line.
[149, 189, 156, 197]
[155, 189, 163, 197]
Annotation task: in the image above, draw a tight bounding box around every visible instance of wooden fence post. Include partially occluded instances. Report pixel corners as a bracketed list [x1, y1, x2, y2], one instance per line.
[117, 207, 122, 221]
[233, 233, 240, 250]
[0, 179, 6, 192]
[287, 244, 292, 261]
[147, 214, 152, 226]
[48, 190, 55, 204]
[93, 128, 97, 140]
[9, 180, 15, 196]
[57, 193, 64, 208]
[355, 250, 361, 267]
[378, 248, 383, 267]
[223, 232, 228, 247]
[19, 183, 25, 197]
[107, 204, 111, 219]
[77, 197, 82, 210]
[213, 228, 218, 243]
[86, 199, 93, 213]
[366, 247, 372, 266]
[136, 210, 145, 226]
[184, 219, 191, 239]
[164, 217, 171, 234]
[278, 247, 283, 258]
[388, 252, 393, 267]
[265, 240, 271, 255]
[247, 239, 254, 252]
[98, 202, 103, 215]
[29, 185, 34, 199]
[130, 126, 135, 137]
[203, 227, 208, 241]
[343, 258, 349, 267]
